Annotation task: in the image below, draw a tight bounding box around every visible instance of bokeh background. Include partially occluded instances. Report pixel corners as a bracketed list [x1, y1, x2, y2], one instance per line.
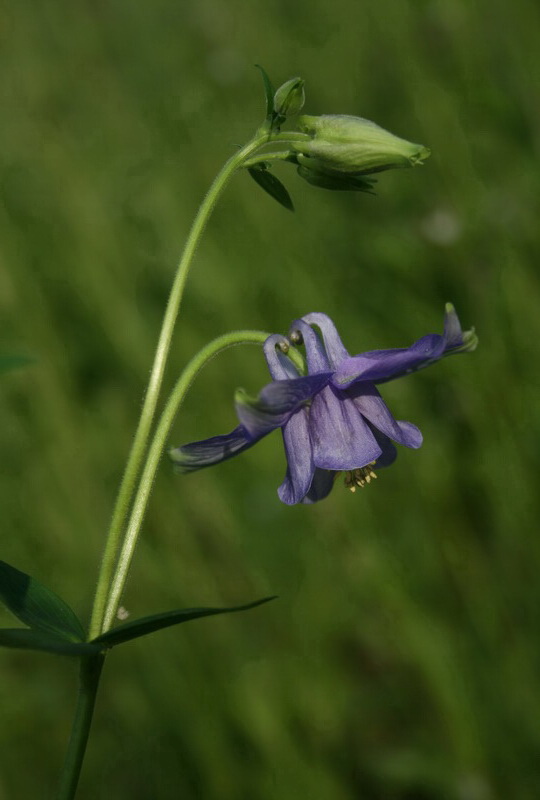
[1, 1, 539, 798]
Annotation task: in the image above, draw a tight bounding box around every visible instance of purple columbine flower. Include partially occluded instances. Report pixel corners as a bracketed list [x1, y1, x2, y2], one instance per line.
[170, 305, 476, 505]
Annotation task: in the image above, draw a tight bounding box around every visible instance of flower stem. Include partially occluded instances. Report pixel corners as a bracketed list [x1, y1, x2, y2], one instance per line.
[89, 129, 306, 639]
[243, 152, 295, 168]
[54, 655, 105, 800]
[58, 125, 307, 798]
[102, 330, 269, 630]
[89, 136, 267, 639]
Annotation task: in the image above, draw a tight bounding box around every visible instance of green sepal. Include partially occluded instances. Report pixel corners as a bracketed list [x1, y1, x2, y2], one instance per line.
[0, 628, 100, 656]
[273, 77, 305, 121]
[0, 560, 85, 641]
[297, 162, 377, 194]
[0, 354, 34, 375]
[92, 596, 277, 650]
[255, 64, 276, 121]
[248, 167, 294, 211]
[444, 303, 478, 354]
[459, 328, 478, 353]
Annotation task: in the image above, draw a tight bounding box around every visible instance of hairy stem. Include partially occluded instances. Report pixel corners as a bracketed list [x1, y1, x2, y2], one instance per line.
[243, 152, 296, 168]
[89, 140, 259, 637]
[58, 123, 308, 800]
[102, 330, 269, 630]
[89, 130, 307, 639]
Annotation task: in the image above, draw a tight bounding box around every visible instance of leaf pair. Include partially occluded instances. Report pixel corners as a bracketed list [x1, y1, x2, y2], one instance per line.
[248, 65, 295, 212]
[0, 560, 275, 657]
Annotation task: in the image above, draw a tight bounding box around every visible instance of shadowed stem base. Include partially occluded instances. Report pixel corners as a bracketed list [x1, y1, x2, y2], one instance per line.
[55, 654, 105, 800]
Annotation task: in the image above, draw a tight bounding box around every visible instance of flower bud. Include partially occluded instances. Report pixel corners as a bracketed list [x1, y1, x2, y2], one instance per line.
[273, 78, 305, 119]
[294, 114, 430, 175]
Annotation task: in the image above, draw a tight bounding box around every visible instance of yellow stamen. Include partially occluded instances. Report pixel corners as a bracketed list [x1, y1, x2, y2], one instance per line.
[344, 463, 378, 492]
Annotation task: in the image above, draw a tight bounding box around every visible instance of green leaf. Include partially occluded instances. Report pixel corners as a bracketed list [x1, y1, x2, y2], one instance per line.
[0, 560, 85, 641]
[254, 64, 275, 119]
[0, 628, 100, 656]
[248, 167, 294, 211]
[297, 164, 377, 194]
[93, 596, 277, 650]
[0, 354, 34, 375]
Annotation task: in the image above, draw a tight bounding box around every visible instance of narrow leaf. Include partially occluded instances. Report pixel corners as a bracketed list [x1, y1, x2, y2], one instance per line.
[254, 64, 275, 119]
[93, 596, 277, 650]
[0, 560, 85, 641]
[248, 167, 294, 211]
[0, 628, 100, 656]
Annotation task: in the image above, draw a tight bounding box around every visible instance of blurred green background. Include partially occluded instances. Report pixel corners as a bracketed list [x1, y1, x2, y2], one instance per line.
[1, 1, 539, 798]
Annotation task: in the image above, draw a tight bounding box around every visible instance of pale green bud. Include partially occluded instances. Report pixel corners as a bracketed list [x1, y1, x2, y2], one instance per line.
[273, 78, 305, 119]
[294, 114, 430, 175]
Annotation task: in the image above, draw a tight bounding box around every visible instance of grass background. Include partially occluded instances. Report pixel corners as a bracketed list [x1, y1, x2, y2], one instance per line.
[1, 1, 539, 798]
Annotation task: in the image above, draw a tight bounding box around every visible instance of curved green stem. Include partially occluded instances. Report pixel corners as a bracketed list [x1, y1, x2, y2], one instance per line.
[57, 123, 311, 800]
[266, 131, 311, 144]
[55, 655, 105, 800]
[101, 330, 270, 630]
[243, 152, 295, 168]
[89, 130, 310, 640]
